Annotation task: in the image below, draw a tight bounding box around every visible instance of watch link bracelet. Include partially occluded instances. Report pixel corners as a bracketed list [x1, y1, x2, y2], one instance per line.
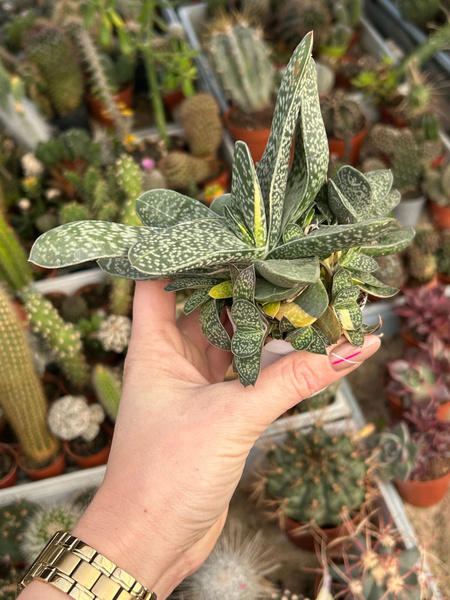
[17, 531, 157, 600]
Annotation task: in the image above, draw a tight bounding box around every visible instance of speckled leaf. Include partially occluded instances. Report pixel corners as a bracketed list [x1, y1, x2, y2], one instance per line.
[360, 228, 415, 257]
[359, 282, 398, 297]
[268, 218, 394, 260]
[129, 219, 260, 276]
[256, 34, 314, 249]
[334, 166, 373, 220]
[209, 280, 233, 299]
[231, 141, 267, 247]
[280, 317, 296, 332]
[350, 269, 392, 288]
[364, 170, 393, 202]
[308, 327, 328, 354]
[340, 252, 379, 273]
[277, 280, 328, 327]
[135, 189, 216, 227]
[286, 326, 313, 350]
[199, 299, 230, 350]
[165, 277, 225, 292]
[30, 221, 150, 268]
[328, 179, 358, 224]
[233, 265, 256, 302]
[283, 58, 329, 226]
[372, 189, 401, 217]
[254, 257, 319, 288]
[98, 257, 158, 280]
[234, 351, 263, 387]
[314, 307, 341, 344]
[343, 328, 365, 347]
[361, 318, 382, 335]
[231, 329, 265, 358]
[210, 193, 232, 216]
[283, 223, 304, 243]
[255, 279, 305, 303]
[224, 206, 254, 245]
[183, 288, 210, 314]
[231, 299, 261, 329]
[334, 303, 363, 330]
[262, 301, 281, 317]
[333, 286, 360, 306]
[332, 268, 353, 298]
[229, 264, 240, 287]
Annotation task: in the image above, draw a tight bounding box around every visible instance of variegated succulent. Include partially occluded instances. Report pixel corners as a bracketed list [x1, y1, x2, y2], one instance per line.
[30, 33, 413, 386]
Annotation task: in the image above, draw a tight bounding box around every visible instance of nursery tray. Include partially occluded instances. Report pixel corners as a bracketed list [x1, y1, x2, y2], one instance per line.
[34, 267, 106, 296]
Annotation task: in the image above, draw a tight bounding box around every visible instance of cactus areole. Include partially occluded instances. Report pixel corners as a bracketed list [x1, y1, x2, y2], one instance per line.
[30, 33, 413, 386]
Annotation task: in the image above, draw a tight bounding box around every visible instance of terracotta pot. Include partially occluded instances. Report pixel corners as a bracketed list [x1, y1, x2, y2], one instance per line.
[0, 444, 18, 489]
[429, 200, 450, 230]
[224, 107, 270, 163]
[438, 401, 450, 422]
[19, 450, 66, 481]
[335, 55, 357, 89]
[162, 88, 185, 113]
[65, 426, 111, 469]
[283, 513, 361, 553]
[327, 117, 370, 166]
[86, 82, 134, 127]
[438, 272, 450, 285]
[386, 393, 404, 420]
[394, 471, 450, 507]
[431, 154, 445, 169]
[61, 157, 86, 172]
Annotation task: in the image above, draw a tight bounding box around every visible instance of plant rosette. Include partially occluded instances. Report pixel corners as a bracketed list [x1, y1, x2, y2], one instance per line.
[29, 33, 414, 388]
[0, 443, 18, 489]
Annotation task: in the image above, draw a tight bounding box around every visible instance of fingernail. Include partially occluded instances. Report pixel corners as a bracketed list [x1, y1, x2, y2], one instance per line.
[329, 337, 381, 372]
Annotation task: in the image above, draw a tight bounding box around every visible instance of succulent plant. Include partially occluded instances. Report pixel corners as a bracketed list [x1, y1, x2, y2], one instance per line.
[422, 163, 450, 207]
[97, 314, 131, 353]
[0, 499, 39, 564]
[158, 152, 211, 191]
[92, 365, 122, 422]
[47, 395, 105, 442]
[35, 128, 101, 168]
[179, 93, 223, 159]
[21, 503, 83, 563]
[275, 0, 332, 52]
[30, 33, 413, 386]
[396, 0, 440, 27]
[180, 523, 277, 600]
[394, 285, 450, 347]
[207, 20, 275, 114]
[59, 295, 89, 323]
[264, 426, 368, 528]
[367, 423, 417, 481]
[321, 91, 365, 140]
[375, 255, 407, 289]
[404, 245, 437, 285]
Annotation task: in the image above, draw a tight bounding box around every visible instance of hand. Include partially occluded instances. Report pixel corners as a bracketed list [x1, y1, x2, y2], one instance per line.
[19, 281, 380, 600]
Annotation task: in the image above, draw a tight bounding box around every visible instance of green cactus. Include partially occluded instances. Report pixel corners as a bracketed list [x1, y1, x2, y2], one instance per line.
[4, 9, 37, 51]
[141, 168, 167, 192]
[396, 0, 440, 28]
[0, 499, 39, 564]
[422, 163, 450, 207]
[35, 128, 101, 167]
[115, 154, 142, 227]
[368, 423, 417, 481]
[25, 23, 83, 116]
[405, 245, 437, 284]
[63, 166, 122, 222]
[207, 22, 275, 114]
[321, 91, 365, 139]
[59, 295, 89, 323]
[179, 94, 223, 159]
[275, 0, 332, 52]
[300, 380, 340, 412]
[0, 565, 21, 600]
[59, 201, 90, 224]
[0, 207, 33, 291]
[437, 230, 450, 276]
[92, 365, 122, 421]
[241, 0, 271, 22]
[21, 503, 83, 563]
[265, 426, 368, 527]
[375, 254, 407, 289]
[158, 152, 211, 190]
[0, 285, 60, 465]
[414, 227, 440, 255]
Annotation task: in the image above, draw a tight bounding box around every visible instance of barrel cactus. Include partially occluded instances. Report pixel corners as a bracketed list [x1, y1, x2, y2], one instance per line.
[264, 426, 368, 527]
[321, 91, 366, 139]
[47, 396, 105, 442]
[179, 93, 223, 159]
[275, 0, 332, 52]
[0, 499, 39, 564]
[30, 33, 413, 386]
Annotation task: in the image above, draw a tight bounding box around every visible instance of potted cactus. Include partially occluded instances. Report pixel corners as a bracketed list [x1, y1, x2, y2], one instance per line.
[0, 499, 39, 566]
[422, 163, 450, 230]
[403, 227, 439, 289]
[30, 33, 414, 387]
[437, 231, 450, 285]
[262, 426, 369, 552]
[34, 128, 102, 173]
[0, 444, 18, 490]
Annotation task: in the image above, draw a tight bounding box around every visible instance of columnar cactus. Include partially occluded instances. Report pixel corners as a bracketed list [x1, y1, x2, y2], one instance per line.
[179, 93, 223, 159]
[92, 365, 122, 422]
[0, 286, 59, 465]
[275, 0, 332, 52]
[47, 395, 104, 442]
[321, 91, 365, 139]
[264, 427, 368, 527]
[0, 499, 39, 564]
[207, 21, 275, 114]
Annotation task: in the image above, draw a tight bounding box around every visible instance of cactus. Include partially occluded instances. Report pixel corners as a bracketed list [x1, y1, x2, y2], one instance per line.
[264, 426, 368, 527]
[321, 91, 365, 139]
[179, 94, 223, 159]
[21, 503, 83, 563]
[35, 128, 101, 167]
[0, 565, 20, 600]
[158, 152, 211, 190]
[207, 22, 275, 114]
[414, 227, 440, 255]
[300, 380, 340, 412]
[241, 0, 271, 23]
[405, 245, 437, 284]
[0, 286, 60, 465]
[97, 315, 132, 353]
[180, 523, 277, 600]
[422, 163, 450, 207]
[59, 295, 89, 323]
[59, 201, 90, 224]
[368, 423, 417, 481]
[375, 255, 407, 289]
[141, 168, 167, 191]
[437, 230, 450, 276]
[92, 365, 122, 422]
[275, 0, 332, 52]
[361, 157, 386, 173]
[25, 23, 83, 116]
[396, 0, 440, 28]
[0, 499, 39, 564]
[47, 395, 104, 442]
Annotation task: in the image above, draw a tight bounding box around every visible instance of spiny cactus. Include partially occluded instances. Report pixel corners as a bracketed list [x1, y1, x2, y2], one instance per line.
[47, 395, 104, 442]
[207, 21, 275, 114]
[35, 128, 101, 167]
[368, 423, 417, 481]
[375, 255, 407, 289]
[21, 503, 83, 563]
[0, 499, 39, 563]
[59, 201, 90, 224]
[396, 0, 440, 28]
[422, 163, 450, 207]
[414, 227, 440, 255]
[275, 0, 332, 52]
[141, 168, 167, 191]
[92, 365, 122, 422]
[179, 94, 223, 159]
[25, 23, 83, 116]
[97, 315, 132, 353]
[321, 91, 365, 139]
[405, 245, 437, 284]
[0, 208, 33, 292]
[180, 523, 277, 600]
[241, 0, 271, 23]
[158, 152, 211, 190]
[264, 427, 368, 527]
[0, 286, 59, 465]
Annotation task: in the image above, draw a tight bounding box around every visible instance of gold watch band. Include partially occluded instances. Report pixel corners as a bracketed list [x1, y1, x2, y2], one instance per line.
[17, 531, 157, 600]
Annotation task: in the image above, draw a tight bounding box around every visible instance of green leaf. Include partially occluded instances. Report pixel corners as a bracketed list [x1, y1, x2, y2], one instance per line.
[129, 219, 260, 276]
[231, 299, 262, 329]
[314, 307, 342, 344]
[262, 301, 281, 317]
[360, 227, 415, 257]
[332, 268, 353, 298]
[283, 223, 304, 243]
[359, 282, 398, 297]
[183, 288, 210, 314]
[30, 221, 150, 268]
[210, 193, 232, 216]
[234, 351, 263, 387]
[343, 328, 365, 347]
[328, 180, 358, 224]
[350, 269, 391, 288]
[309, 326, 329, 354]
[98, 257, 157, 280]
[333, 286, 360, 305]
[231, 141, 266, 248]
[277, 280, 328, 327]
[372, 190, 401, 217]
[340, 251, 379, 273]
[365, 169, 393, 202]
[199, 299, 231, 351]
[256, 34, 314, 249]
[268, 218, 395, 260]
[255, 279, 306, 303]
[334, 303, 363, 331]
[254, 257, 319, 288]
[231, 329, 265, 358]
[361, 319, 382, 335]
[224, 206, 254, 245]
[280, 317, 296, 332]
[329, 166, 373, 223]
[233, 265, 256, 302]
[209, 280, 233, 299]
[135, 189, 215, 227]
[287, 326, 313, 350]
[165, 277, 226, 292]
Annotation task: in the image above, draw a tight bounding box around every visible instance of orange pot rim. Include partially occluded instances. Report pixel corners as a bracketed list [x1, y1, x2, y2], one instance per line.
[0, 443, 18, 488]
[19, 449, 65, 480]
[394, 469, 450, 489]
[223, 106, 272, 139]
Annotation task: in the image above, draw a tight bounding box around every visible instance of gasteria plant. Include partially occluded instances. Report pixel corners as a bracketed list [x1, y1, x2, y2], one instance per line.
[30, 33, 413, 386]
[367, 423, 417, 481]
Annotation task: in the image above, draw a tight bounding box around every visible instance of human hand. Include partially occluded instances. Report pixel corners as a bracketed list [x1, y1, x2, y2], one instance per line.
[20, 280, 380, 600]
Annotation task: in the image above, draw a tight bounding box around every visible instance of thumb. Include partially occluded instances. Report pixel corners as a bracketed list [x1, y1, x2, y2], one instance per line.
[225, 336, 381, 433]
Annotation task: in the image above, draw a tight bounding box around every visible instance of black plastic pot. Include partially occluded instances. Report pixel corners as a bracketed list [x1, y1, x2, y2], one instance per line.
[50, 102, 91, 132]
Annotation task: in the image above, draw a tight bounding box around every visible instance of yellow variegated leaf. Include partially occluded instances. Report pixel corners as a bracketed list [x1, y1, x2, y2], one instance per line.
[209, 280, 233, 299]
[275, 302, 317, 328]
[263, 301, 281, 317]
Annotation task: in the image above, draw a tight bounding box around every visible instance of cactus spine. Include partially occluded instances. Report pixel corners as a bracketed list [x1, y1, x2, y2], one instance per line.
[159, 152, 211, 190]
[396, 22, 450, 79]
[92, 365, 122, 421]
[0, 286, 59, 465]
[276, 0, 332, 52]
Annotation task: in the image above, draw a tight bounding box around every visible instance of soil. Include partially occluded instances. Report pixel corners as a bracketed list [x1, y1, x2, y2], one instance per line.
[0, 450, 14, 479]
[417, 457, 450, 482]
[69, 429, 109, 457]
[228, 105, 275, 131]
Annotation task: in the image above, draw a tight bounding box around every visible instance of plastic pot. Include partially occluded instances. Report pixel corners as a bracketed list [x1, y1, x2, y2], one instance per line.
[394, 471, 450, 507]
[50, 103, 90, 132]
[438, 401, 450, 422]
[327, 117, 370, 166]
[393, 195, 426, 227]
[224, 107, 270, 163]
[0, 444, 18, 489]
[86, 82, 134, 127]
[429, 201, 450, 230]
[19, 449, 66, 481]
[65, 426, 111, 469]
[283, 512, 361, 553]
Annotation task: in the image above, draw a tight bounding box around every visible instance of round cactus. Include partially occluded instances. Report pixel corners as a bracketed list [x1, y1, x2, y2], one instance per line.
[59, 296, 89, 324]
[158, 152, 211, 190]
[321, 91, 365, 140]
[375, 255, 407, 289]
[275, 0, 332, 52]
[97, 315, 131, 354]
[47, 395, 104, 442]
[0, 499, 39, 564]
[179, 93, 223, 159]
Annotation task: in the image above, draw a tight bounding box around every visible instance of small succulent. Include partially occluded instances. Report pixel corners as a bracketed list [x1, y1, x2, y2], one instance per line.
[47, 395, 105, 442]
[97, 314, 132, 353]
[30, 33, 413, 386]
[367, 423, 417, 481]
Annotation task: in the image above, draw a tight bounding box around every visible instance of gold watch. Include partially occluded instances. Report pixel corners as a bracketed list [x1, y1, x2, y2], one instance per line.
[17, 531, 157, 600]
